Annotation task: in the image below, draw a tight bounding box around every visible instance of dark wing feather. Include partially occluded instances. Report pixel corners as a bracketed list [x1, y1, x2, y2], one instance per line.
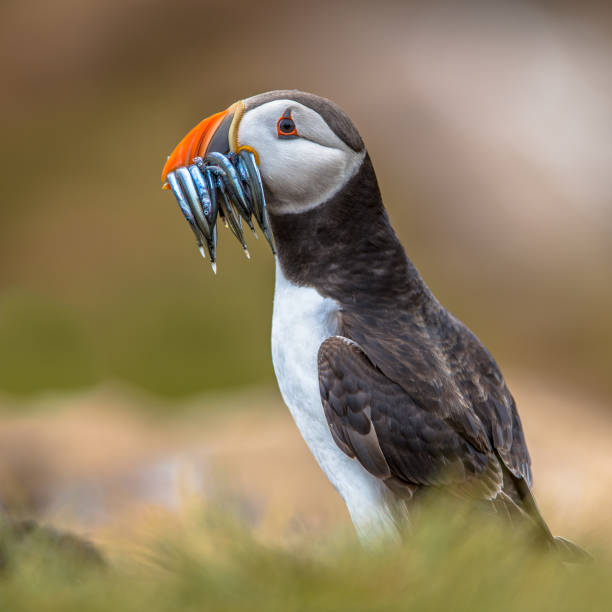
[341, 306, 533, 491]
[454, 324, 533, 487]
[318, 336, 503, 498]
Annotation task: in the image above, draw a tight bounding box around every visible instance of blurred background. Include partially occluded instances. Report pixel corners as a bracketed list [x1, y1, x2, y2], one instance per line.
[0, 0, 610, 545]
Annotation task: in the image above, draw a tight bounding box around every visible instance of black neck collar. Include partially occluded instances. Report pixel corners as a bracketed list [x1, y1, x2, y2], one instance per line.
[268, 155, 433, 312]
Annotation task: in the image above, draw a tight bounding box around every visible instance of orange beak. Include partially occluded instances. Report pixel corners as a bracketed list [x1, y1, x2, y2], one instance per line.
[161, 105, 236, 189]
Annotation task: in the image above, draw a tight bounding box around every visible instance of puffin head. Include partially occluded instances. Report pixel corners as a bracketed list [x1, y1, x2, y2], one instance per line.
[161, 90, 379, 272]
[232, 91, 365, 214]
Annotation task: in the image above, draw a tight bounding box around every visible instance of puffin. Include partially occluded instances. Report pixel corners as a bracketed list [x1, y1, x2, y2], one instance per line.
[161, 90, 585, 555]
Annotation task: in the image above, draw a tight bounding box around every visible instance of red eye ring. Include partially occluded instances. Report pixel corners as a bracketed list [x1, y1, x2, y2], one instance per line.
[277, 109, 298, 139]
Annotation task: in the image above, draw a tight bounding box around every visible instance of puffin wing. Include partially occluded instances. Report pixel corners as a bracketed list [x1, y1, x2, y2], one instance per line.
[317, 335, 503, 498]
[341, 312, 534, 492]
[451, 324, 533, 488]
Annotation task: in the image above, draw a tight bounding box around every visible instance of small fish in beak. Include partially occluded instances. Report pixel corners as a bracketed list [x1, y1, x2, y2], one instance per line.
[161, 104, 274, 272]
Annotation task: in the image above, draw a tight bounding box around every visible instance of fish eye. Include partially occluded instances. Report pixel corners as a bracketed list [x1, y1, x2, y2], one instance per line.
[277, 110, 298, 139]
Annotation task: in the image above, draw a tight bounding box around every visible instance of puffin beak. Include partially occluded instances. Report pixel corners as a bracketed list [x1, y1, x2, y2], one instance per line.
[161, 104, 238, 188]
[160, 100, 274, 271]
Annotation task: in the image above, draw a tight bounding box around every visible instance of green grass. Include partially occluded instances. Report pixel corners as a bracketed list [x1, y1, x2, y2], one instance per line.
[1, 502, 610, 611]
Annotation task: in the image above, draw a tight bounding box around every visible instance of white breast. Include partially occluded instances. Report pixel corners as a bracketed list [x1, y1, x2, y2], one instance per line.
[270, 260, 398, 541]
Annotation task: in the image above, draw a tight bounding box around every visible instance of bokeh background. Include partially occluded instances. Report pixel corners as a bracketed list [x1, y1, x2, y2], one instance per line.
[0, 0, 611, 549]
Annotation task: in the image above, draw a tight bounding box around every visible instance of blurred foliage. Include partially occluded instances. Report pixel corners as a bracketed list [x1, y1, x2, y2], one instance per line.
[0, 0, 610, 400]
[0, 293, 98, 393]
[0, 498, 611, 611]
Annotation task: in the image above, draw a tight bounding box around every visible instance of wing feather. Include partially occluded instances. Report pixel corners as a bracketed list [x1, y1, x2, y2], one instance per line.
[318, 336, 502, 497]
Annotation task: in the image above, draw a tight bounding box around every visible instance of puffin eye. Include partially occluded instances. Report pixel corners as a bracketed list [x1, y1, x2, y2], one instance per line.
[277, 109, 298, 139]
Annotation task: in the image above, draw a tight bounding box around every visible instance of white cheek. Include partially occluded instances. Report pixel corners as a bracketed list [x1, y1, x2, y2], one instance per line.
[240, 127, 364, 212]
[263, 141, 352, 208]
[237, 102, 364, 213]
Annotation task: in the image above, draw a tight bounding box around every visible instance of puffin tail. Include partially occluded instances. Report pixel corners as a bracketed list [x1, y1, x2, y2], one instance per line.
[553, 535, 592, 564]
[508, 473, 592, 563]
